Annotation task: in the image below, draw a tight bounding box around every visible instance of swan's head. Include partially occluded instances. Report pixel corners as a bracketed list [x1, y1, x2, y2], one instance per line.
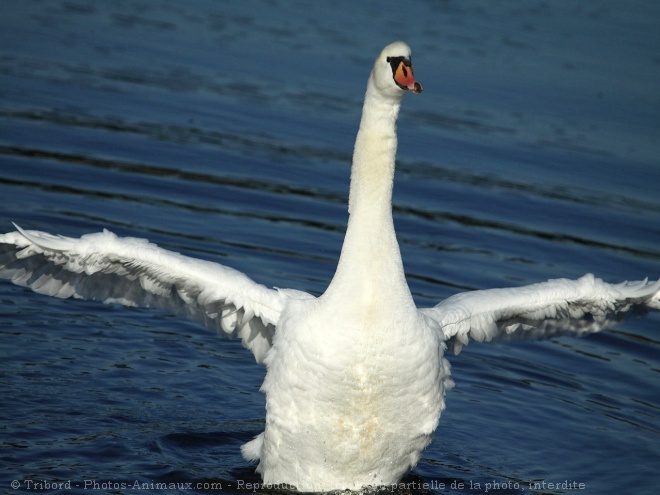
[370, 41, 423, 98]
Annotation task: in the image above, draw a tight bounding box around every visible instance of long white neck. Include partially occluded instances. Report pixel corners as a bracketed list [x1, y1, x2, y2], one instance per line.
[322, 78, 414, 310]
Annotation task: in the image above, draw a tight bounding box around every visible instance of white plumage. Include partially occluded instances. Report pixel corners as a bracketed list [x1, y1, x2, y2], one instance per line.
[0, 41, 658, 491]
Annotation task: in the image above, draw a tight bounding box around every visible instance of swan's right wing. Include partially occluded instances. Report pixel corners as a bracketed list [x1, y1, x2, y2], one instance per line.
[420, 274, 660, 354]
[0, 225, 309, 363]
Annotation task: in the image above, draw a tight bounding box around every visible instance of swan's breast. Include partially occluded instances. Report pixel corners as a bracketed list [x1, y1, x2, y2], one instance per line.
[259, 299, 447, 489]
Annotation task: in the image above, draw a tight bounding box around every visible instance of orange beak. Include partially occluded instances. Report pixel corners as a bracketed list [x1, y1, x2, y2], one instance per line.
[393, 61, 423, 94]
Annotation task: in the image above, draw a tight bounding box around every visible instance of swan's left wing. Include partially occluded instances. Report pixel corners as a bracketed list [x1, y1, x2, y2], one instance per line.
[0, 225, 304, 363]
[420, 274, 660, 354]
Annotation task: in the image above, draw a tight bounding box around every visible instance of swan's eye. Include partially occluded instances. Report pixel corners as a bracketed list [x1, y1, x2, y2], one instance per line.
[386, 55, 411, 64]
[387, 56, 411, 76]
[387, 56, 405, 72]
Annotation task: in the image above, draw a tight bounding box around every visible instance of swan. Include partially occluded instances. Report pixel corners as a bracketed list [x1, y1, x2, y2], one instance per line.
[0, 41, 658, 491]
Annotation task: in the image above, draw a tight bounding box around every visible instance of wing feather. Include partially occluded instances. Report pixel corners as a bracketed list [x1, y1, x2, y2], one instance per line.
[420, 274, 660, 354]
[0, 225, 303, 362]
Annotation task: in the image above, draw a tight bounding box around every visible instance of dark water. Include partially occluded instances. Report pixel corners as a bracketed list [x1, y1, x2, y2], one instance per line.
[1, 1, 659, 494]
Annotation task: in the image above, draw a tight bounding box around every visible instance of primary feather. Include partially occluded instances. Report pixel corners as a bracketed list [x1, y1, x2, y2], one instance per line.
[0, 224, 299, 363]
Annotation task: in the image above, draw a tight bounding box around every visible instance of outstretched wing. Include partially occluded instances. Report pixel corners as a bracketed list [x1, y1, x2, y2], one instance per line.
[0, 225, 307, 362]
[420, 274, 660, 354]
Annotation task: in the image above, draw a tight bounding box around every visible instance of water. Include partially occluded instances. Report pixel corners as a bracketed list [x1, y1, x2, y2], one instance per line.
[1, 1, 659, 494]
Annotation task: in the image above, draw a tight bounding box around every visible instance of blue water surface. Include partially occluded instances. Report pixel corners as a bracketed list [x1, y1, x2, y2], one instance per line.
[1, 1, 659, 494]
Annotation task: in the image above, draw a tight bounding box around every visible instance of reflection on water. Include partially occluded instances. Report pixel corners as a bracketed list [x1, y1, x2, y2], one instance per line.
[1, 1, 659, 494]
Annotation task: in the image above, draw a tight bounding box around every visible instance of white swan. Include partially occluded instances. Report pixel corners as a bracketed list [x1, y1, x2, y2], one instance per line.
[0, 41, 658, 491]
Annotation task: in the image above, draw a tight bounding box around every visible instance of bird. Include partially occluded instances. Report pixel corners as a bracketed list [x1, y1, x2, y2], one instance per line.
[0, 41, 658, 492]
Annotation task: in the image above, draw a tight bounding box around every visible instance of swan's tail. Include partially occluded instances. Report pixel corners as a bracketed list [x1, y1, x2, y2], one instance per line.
[241, 432, 264, 462]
